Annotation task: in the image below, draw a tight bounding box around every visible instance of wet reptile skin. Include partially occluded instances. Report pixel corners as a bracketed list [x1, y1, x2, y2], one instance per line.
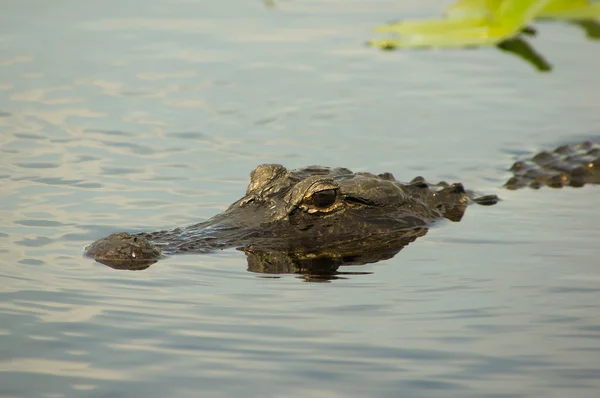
[85, 141, 598, 272]
[505, 141, 599, 189]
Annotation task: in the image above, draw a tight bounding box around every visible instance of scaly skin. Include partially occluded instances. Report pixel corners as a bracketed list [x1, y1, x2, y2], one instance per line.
[85, 141, 599, 273]
[85, 164, 496, 269]
[505, 141, 600, 189]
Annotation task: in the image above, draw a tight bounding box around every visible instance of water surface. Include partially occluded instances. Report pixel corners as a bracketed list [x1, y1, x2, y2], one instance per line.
[1, 1, 600, 397]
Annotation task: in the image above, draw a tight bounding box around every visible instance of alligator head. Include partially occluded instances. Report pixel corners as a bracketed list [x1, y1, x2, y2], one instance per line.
[85, 164, 497, 271]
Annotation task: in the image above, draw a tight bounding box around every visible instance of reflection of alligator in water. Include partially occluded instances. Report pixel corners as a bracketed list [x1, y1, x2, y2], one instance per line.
[245, 230, 428, 282]
[85, 141, 599, 278]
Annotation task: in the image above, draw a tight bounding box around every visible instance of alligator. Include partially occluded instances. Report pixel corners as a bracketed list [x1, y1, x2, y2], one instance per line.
[85, 141, 599, 276]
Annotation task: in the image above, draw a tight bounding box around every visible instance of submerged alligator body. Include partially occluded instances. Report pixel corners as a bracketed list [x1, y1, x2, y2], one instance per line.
[86, 141, 599, 276]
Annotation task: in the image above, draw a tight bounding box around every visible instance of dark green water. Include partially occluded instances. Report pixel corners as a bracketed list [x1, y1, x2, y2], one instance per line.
[1, 1, 599, 397]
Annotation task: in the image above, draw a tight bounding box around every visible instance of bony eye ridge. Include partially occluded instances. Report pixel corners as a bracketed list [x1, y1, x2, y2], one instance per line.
[311, 189, 338, 208]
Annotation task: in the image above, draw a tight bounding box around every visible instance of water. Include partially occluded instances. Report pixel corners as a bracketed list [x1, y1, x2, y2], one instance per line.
[1, 0, 600, 397]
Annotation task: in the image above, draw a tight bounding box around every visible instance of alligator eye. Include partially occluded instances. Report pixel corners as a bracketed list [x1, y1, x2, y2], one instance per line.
[311, 189, 337, 209]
